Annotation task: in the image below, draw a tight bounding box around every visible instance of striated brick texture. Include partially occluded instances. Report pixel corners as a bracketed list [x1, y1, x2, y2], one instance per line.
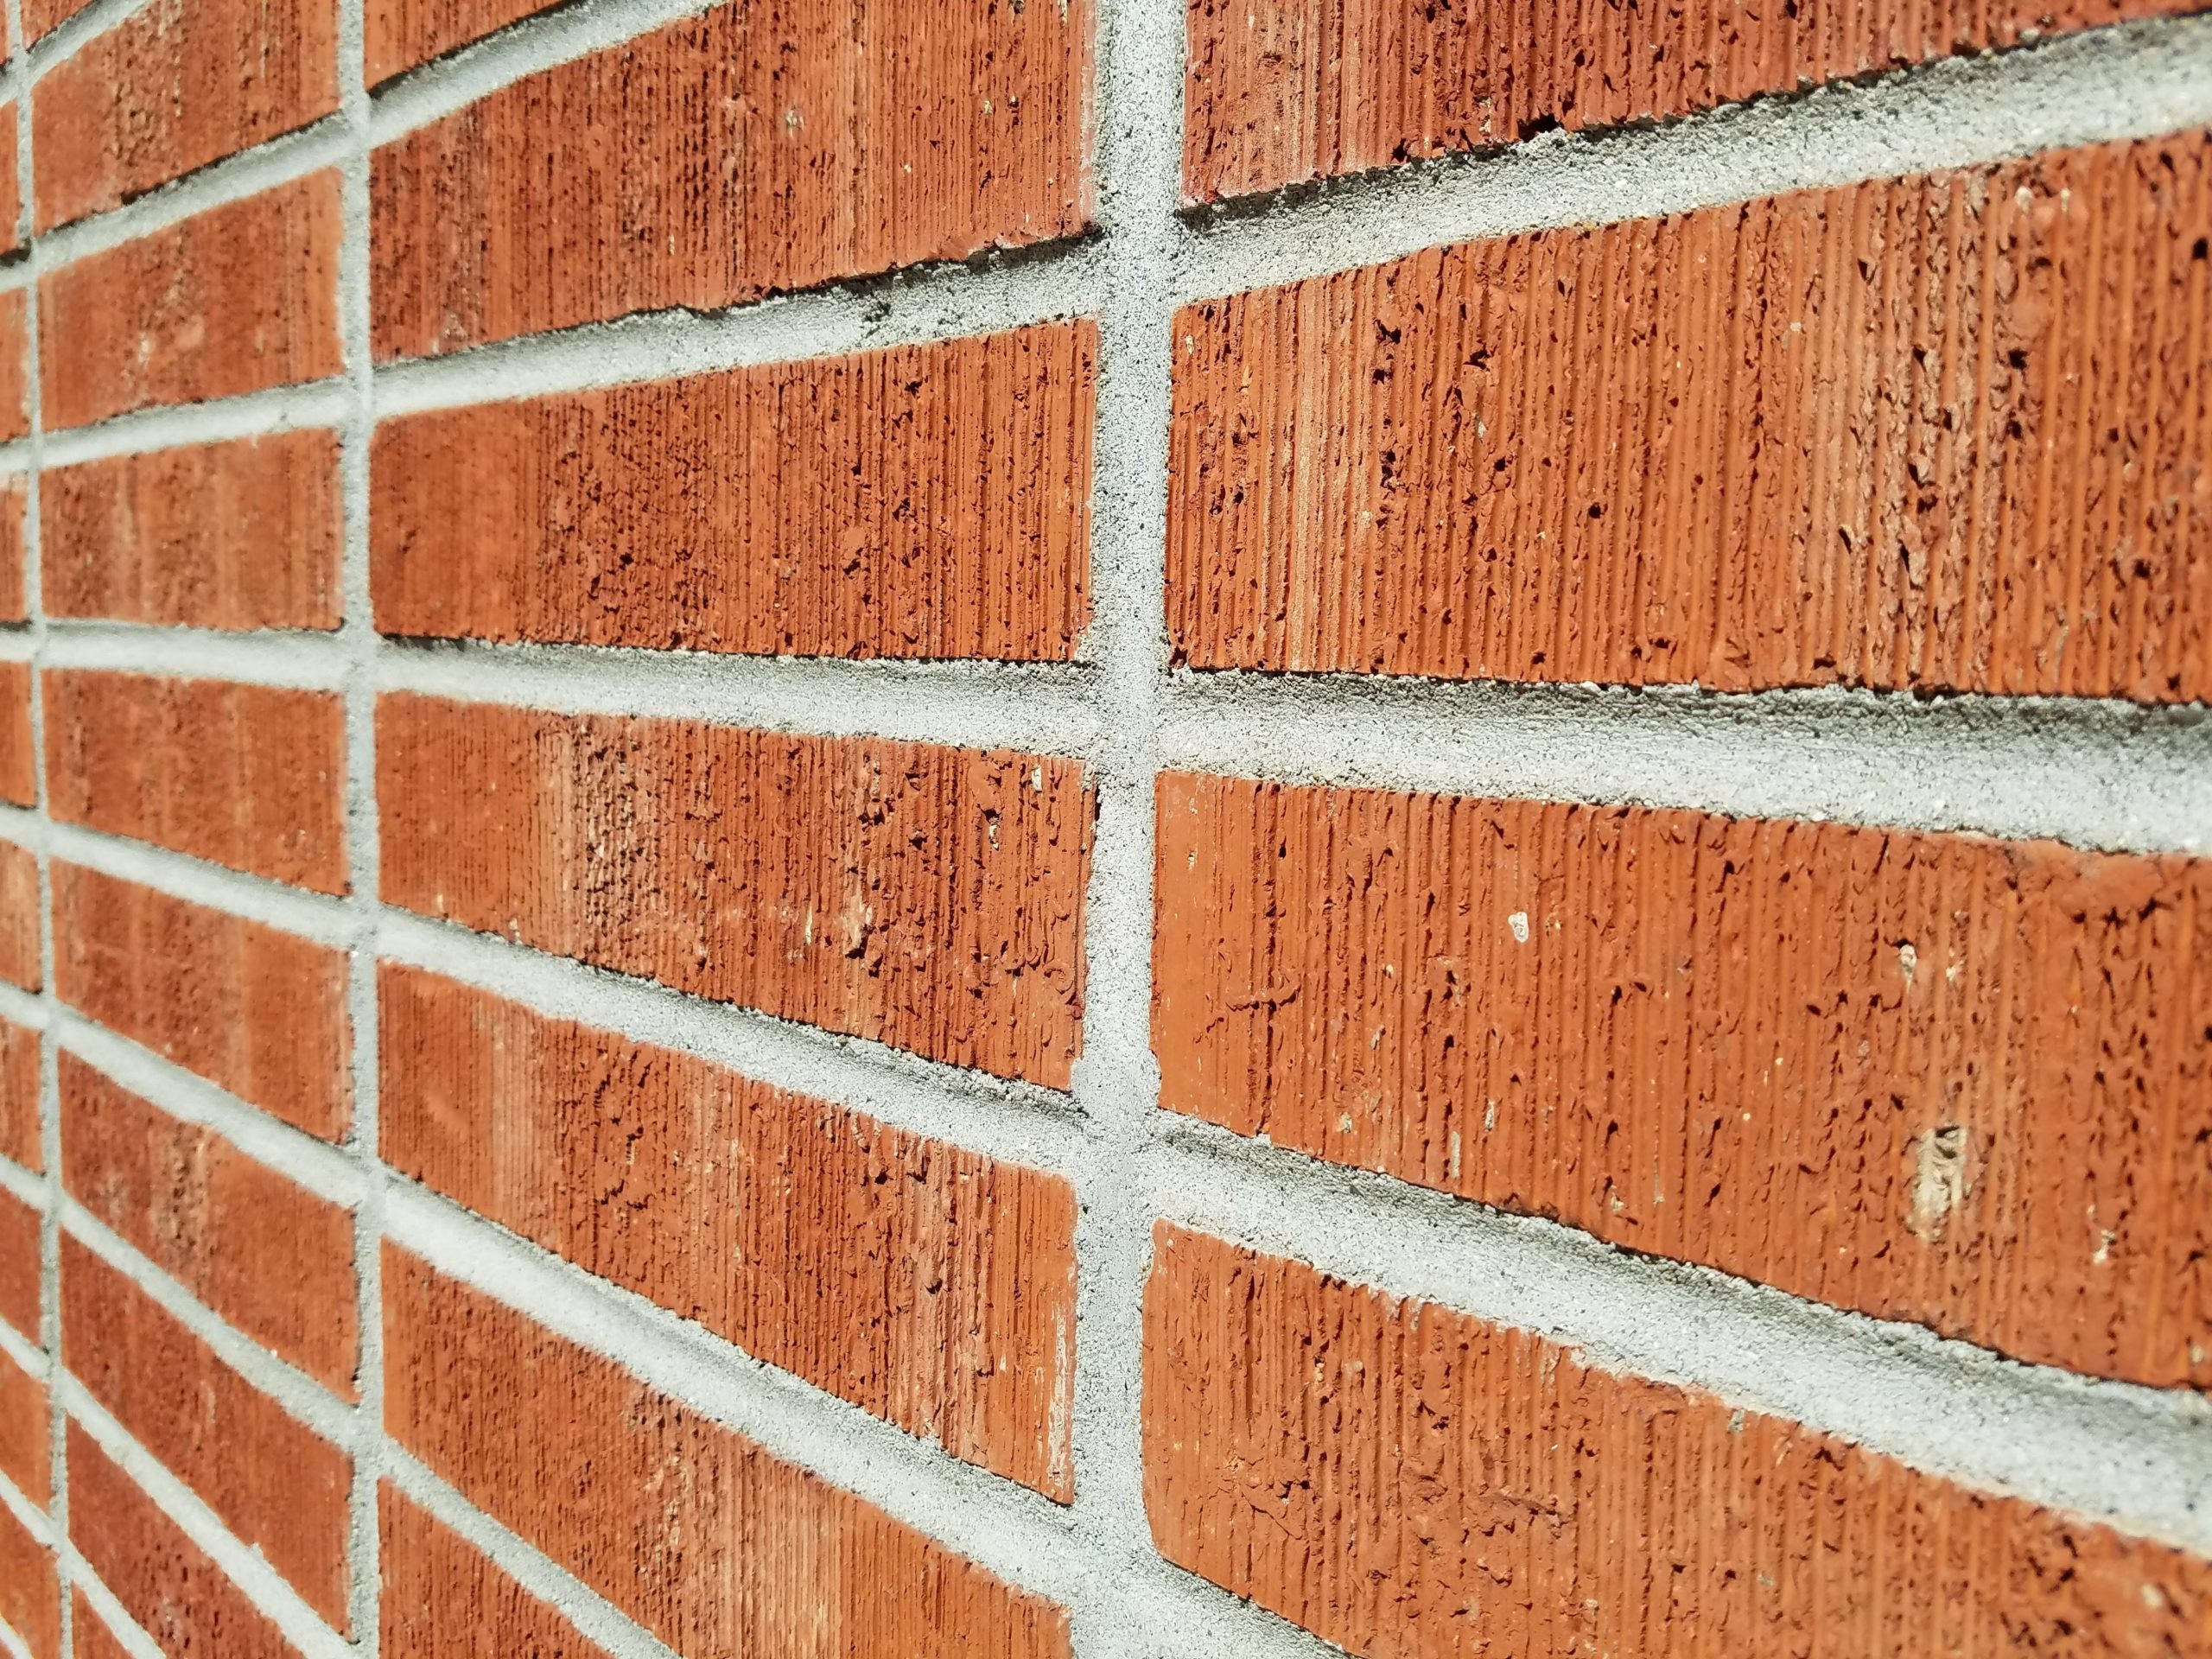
[0, 663, 32, 807]
[0, 292, 30, 442]
[0, 1343, 45, 1501]
[365, 0, 546, 83]
[372, 322, 1096, 661]
[62, 1053, 359, 1394]
[1144, 1224, 2212, 1658]
[0, 1185, 36, 1337]
[35, 0, 340, 230]
[0, 1016, 39, 1168]
[378, 696, 1091, 1085]
[41, 433, 342, 630]
[384, 1246, 1074, 1657]
[378, 1486, 610, 1659]
[53, 864, 350, 1141]
[1170, 131, 2212, 702]
[45, 671, 349, 893]
[22, 0, 94, 42]
[0, 475, 27, 621]
[0, 116, 18, 256]
[41, 171, 341, 429]
[369, 0, 1093, 359]
[0, 1497, 57, 1659]
[1156, 775, 2212, 1389]
[380, 964, 1077, 1496]
[0, 841, 40, 993]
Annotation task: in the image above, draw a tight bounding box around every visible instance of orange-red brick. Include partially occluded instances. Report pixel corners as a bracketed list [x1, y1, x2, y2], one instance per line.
[0, 292, 29, 443]
[0, 1016, 37, 1170]
[365, 0, 546, 84]
[45, 671, 348, 893]
[0, 663, 30, 807]
[0, 1343, 45, 1502]
[35, 0, 340, 230]
[0, 1493, 55, 1659]
[369, 0, 1092, 359]
[1155, 775, 2212, 1389]
[0, 1185, 35, 1338]
[1170, 131, 2212, 702]
[377, 696, 1090, 1086]
[1145, 1224, 2212, 1657]
[41, 432, 341, 630]
[372, 322, 1096, 662]
[0, 841, 37, 992]
[0, 114, 19, 256]
[41, 172, 341, 430]
[378, 1485, 610, 1659]
[1184, 0, 2212, 200]
[0, 475, 27, 622]
[53, 864, 349, 1141]
[68, 1595, 135, 1659]
[380, 964, 1077, 1496]
[62, 1054, 358, 1395]
[22, 0, 95, 42]
[62, 1237, 351, 1627]
[384, 1246, 1071, 1657]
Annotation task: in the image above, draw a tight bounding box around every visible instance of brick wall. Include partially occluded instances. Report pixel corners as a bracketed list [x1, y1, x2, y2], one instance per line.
[0, 0, 2207, 1655]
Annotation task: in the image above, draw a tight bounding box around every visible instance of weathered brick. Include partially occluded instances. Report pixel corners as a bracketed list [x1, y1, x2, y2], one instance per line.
[22, 0, 94, 43]
[35, 0, 340, 231]
[0, 1016, 38, 1170]
[41, 433, 341, 631]
[0, 1343, 46, 1503]
[0, 292, 29, 442]
[67, 1425, 293, 1659]
[53, 865, 349, 1141]
[69, 1595, 135, 1659]
[45, 671, 348, 893]
[0, 1493, 56, 1659]
[62, 1054, 358, 1395]
[377, 696, 1090, 1086]
[380, 964, 1077, 1496]
[1184, 0, 2212, 200]
[1145, 1224, 2212, 1657]
[0, 1185, 35, 1338]
[369, 0, 1092, 359]
[372, 322, 1095, 662]
[1170, 131, 2212, 702]
[0, 474, 27, 622]
[0, 663, 31, 807]
[1155, 774, 2212, 1389]
[41, 172, 341, 430]
[384, 1246, 1071, 1657]
[62, 1237, 351, 1627]
[365, 0, 544, 84]
[0, 113, 20, 255]
[378, 1485, 610, 1659]
[0, 841, 37, 992]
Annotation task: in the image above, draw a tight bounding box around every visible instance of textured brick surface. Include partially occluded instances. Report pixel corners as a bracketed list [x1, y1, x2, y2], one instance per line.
[22, 0, 95, 42]
[41, 433, 342, 630]
[0, 1185, 36, 1338]
[369, 0, 1093, 359]
[372, 322, 1096, 662]
[378, 1485, 610, 1659]
[62, 1054, 359, 1395]
[1170, 132, 2212, 701]
[0, 1343, 46, 1502]
[68, 1596, 135, 1659]
[1185, 0, 2212, 200]
[53, 864, 350, 1141]
[365, 0, 546, 83]
[378, 696, 1090, 1086]
[1156, 775, 2212, 1389]
[41, 172, 341, 429]
[0, 1494, 56, 1659]
[1145, 1224, 2212, 1658]
[67, 1425, 292, 1659]
[0, 1016, 39, 1170]
[35, 0, 340, 230]
[0, 663, 31, 808]
[63, 1236, 353, 1627]
[0, 115, 19, 256]
[45, 671, 348, 893]
[384, 1247, 1073, 1657]
[0, 475, 27, 622]
[0, 291, 30, 442]
[0, 842, 39, 993]
[381, 964, 1078, 1496]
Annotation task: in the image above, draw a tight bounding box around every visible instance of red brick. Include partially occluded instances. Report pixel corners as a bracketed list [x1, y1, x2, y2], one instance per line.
[0, 1183, 36, 1338]
[0, 474, 27, 622]
[0, 292, 30, 442]
[61, 1237, 350, 1627]
[369, 0, 1092, 359]
[0, 1493, 55, 1659]
[41, 433, 341, 631]
[0, 841, 37, 992]
[364, 0, 559, 82]
[1144, 1224, 2212, 1658]
[0, 1016, 37, 1170]
[45, 671, 348, 893]
[378, 1485, 610, 1659]
[1169, 131, 2212, 702]
[384, 1246, 1071, 1657]
[372, 322, 1096, 662]
[380, 964, 1077, 1496]
[53, 865, 349, 1141]
[69, 1595, 135, 1659]
[0, 663, 30, 807]
[22, 0, 94, 43]
[41, 172, 341, 430]
[0, 1343, 46, 1503]
[377, 696, 1090, 1086]
[1155, 775, 2212, 1390]
[1185, 0, 2212, 200]
[0, 113, 20, 256]
[61, 1054, 357, 1395]
[67, 1425, 292, 1659]
[35, 0, 339, 232]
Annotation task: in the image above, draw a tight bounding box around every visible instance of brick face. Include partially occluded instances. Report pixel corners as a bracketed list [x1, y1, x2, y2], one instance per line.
[0, 1495, 56, 1659]
[365, 0, 546, 84]
[0, 475, 27, 622]
[383, 1246, 1073, 1658]
[1144, 1224, 2212, 1658]
[1170, 131, 2212, 702]
[35, 0, 340, 231]
[0, 663, 31, 807]
[68, 1596, 134, 1659]
[41, 172, 342, 430]
[0, 291, 30, 443]
[380, 964, 1077, 1497]
[53, 864, 350, 1141]
[377, 696, 1090, 1086]
[45, 671, 349, 893]
[378, 1485, 610, 1659]
[61, 1054, 359, 1395]
[0, 841, 39, 992]
[372, 322, 1096, 662]
[0, 1016, 38, 1170]
[22, 0, 94, 42]
[0, 1185, 36, 1338]
[0, 1343, 46, 1502]
[1155, 775, 2212, 1389]
[62, 1236, 353, 1627]
[41, 433, 342, 630]
[368, 0, 1093, 359]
